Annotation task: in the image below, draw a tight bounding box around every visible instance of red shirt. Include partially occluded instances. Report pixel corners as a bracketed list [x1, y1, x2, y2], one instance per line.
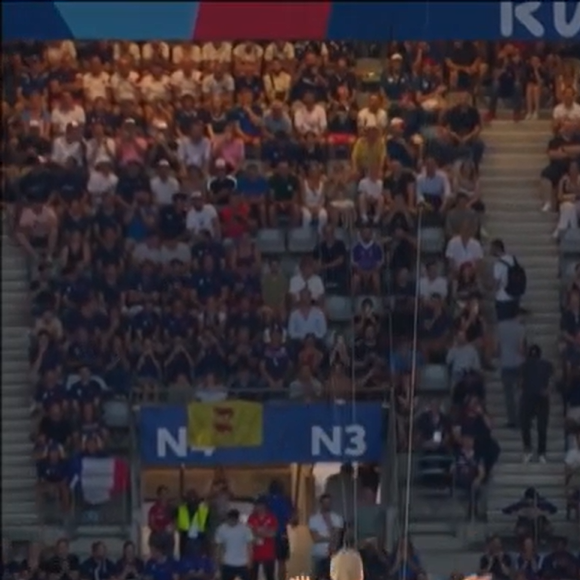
[148, 501, 172, 533]
[220, 203, 250, 239]
[247, 512, 277, 562]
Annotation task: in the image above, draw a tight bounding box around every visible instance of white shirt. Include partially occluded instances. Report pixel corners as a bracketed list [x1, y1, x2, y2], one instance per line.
[288, 306, 327, 340]
[172, 44, 202, 65]
[201, 42, 233, 64]
[86, 137, 116, 168]
[289, 273, 325, 301]
[151, 175, 180, 206]
[445, 236, 483, 268]
[215, 522, 253, 567]
[264, 42, 295, 62]
[294, 105, 327, 136]
[358, 108, 388, 131]
[46, 41, 77, 65]
[160, 242, 190, 264]
[263, 71, 292, 99]
[51, 105, 86, 134]
[113, 42, 141, 63]
[186, 204, 218, 236]
[553, 102, 580, 122]
[140, 74, 171, 102]
[82, 72, 110, 101]
[494, 254, 515, 302]
[51, 137, 84, 165]
[419, 275, 448, 300]
[142, 42, 170, 62]
[133, 243, 162, 265]
[308, 511, 343, 558]
[110, 71, 140, 102]
[202, 73, 235, 96]
[416, 170, 452, 202]
[565, 447, 580, 468]
[170, 69, 202, 98]
[87, 170, 118, 204]
[233, 42, 264, 64]
[177, 137, 211, 169]
[358, 177, 384, 199]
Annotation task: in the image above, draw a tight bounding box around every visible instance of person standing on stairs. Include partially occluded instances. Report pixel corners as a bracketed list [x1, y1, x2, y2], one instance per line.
[497, 309, 527, 428]
[520, 344, 554, 464]
[491, 239, 526, 322]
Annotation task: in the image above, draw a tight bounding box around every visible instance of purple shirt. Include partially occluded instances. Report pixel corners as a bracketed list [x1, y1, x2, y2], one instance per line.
[352, 242, 383, 271]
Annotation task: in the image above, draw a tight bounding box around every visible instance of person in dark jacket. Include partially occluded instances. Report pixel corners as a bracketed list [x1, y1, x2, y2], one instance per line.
[502, 487, 557, 541]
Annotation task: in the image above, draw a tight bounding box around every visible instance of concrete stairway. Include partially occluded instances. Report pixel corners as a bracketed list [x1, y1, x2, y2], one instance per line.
[1, 222, 40, 537]
[480, 119, 570, 534]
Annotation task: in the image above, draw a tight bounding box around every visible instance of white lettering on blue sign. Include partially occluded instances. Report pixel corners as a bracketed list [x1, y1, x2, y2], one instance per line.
[500, 1, 580, 38]
[311, 425, 367, 458]
[156, 428, 214, 458]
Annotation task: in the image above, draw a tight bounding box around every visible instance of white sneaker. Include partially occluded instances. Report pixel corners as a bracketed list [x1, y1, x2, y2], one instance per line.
[523, 453, 533, 464]
[541, 202, 551, 212]
[524, 112, 532, 121]
[538, 455, 547, 464]
[531, 111, 539, 120]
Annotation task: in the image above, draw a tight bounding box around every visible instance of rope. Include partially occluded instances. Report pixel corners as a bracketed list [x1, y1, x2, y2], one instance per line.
[400, 207, 424, 573]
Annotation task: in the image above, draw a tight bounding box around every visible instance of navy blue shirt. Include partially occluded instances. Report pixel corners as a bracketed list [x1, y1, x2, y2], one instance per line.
[35, 382, 67, 410]
[144, 557, 177, 580]
[19, 71, 49, 98]
[115, 558, 144, 580]
[36, 457, 68, 483]
[68, 378, 102, 405]
[192, 271, 223, 302]
[177, 556, 214, 579]
[132, 310, 161, 339]
[381, 72, 413, 101]
[80, 557, 116, 580]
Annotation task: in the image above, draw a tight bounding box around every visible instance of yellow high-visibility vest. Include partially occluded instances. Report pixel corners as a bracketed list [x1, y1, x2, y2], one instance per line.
[176, 502, 209, 533]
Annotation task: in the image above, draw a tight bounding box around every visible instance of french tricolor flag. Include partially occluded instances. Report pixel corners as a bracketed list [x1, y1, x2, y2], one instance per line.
[70, 456, 129, 505]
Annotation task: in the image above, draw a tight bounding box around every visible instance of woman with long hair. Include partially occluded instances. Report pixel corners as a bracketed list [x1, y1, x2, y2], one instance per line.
[553, 160, 580, 239]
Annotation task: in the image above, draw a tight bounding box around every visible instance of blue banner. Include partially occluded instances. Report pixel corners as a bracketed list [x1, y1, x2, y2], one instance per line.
[139, 403, 386, 466]
[3, 1, 580, 42]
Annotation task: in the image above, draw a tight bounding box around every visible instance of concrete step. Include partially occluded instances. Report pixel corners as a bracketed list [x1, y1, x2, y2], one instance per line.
[494, 462, 563, 476]
[495, 450, 565, 463]
[492, 471, 565, 487]
[487, 509, 569, 523]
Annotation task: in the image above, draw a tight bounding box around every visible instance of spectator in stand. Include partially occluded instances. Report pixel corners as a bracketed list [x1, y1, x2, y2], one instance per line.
[357, 164, 386, 225]
[497, 310, 526, 428]
[478, 535, 513, 580]
[116, 541, 145, 580]
[247, 497, 277, 580]
[520, 344, 553, 464]
[553, 159, 580, 239]
[80, 542, 116, 580]
[445, 223, 483, 277]
[451, 434, 485, 518]
[502, 487, 557, 542]
[351, 227, 384, 295]
[215, 509, 253, 580]
[416, 156, 452, 223]
[540, 120, 580, 213]
[308, 494, 343, 580]
[491, 238, 523, 322]
[148, 485, 175, 554]
[540, 537, 578, 580]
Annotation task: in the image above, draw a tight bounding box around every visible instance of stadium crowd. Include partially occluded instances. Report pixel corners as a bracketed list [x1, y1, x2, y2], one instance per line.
[1, 38, 580, 580]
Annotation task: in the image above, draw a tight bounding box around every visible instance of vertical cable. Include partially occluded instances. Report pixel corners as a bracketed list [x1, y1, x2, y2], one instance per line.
[400, 208, 424, 571]
[349, 215, 358, 548]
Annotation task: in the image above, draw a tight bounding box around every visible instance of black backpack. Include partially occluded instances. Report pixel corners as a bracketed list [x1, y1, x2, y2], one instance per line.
[502, 257, 527, 297]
